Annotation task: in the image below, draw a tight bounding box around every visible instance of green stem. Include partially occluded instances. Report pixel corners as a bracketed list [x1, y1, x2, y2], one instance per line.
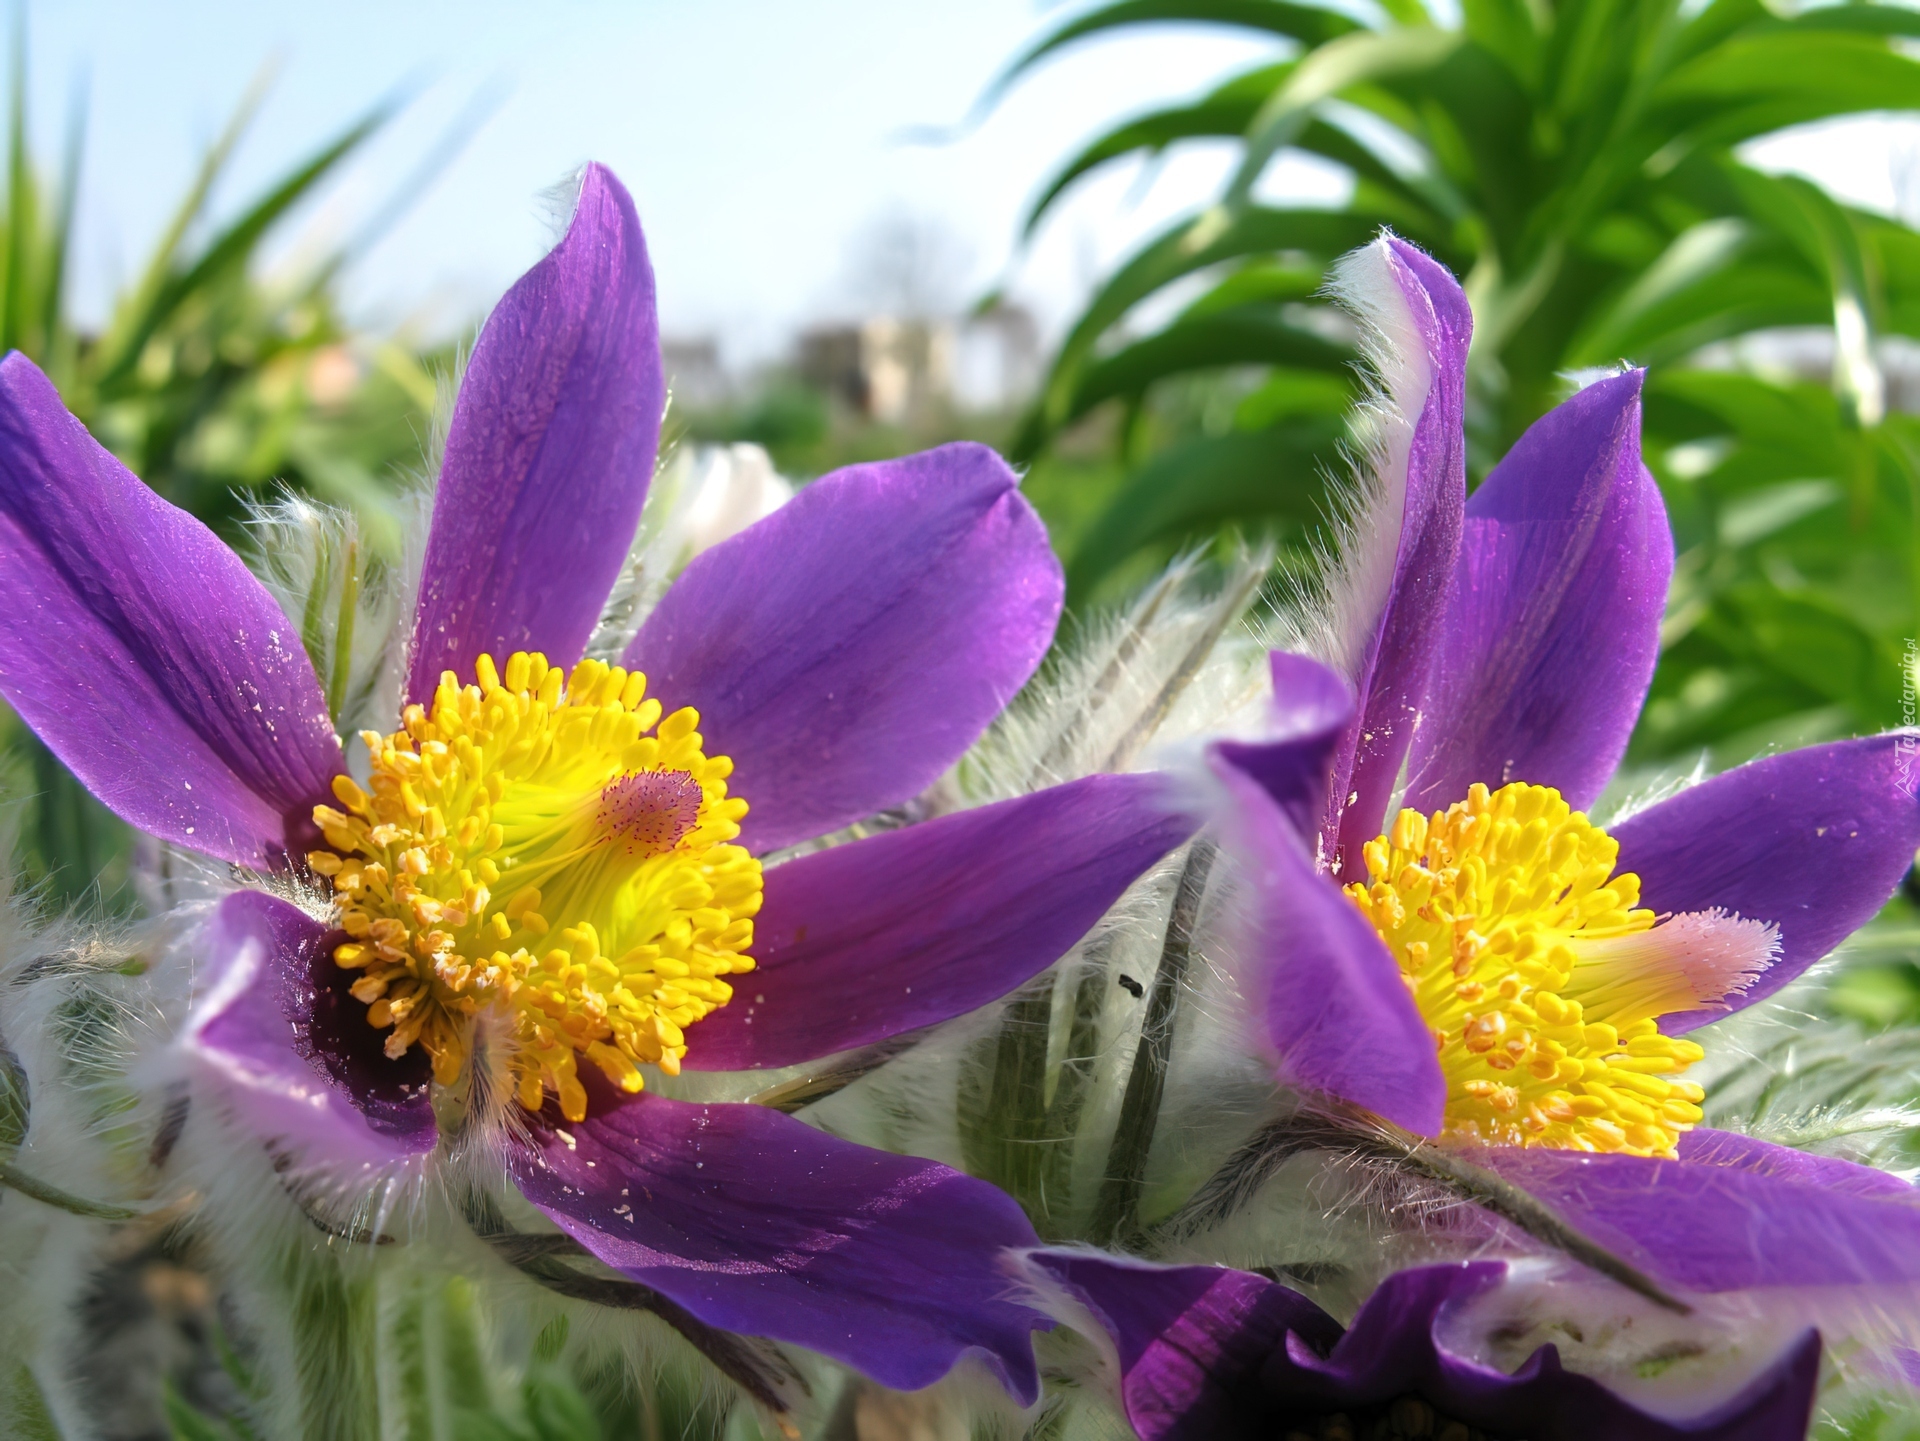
[1087, 840, 1216, 1245]
[0, 1159, 138, 1220]
[326, 538, 359, 720]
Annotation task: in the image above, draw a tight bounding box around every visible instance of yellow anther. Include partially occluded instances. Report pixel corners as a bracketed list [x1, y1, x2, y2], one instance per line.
[1346, 782, 1725, 1159]
[310, 650, 762, 1121]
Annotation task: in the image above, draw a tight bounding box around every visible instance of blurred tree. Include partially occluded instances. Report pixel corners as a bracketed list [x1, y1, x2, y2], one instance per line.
[995, 0, 1920, 771]
[0, 55, 446, 908]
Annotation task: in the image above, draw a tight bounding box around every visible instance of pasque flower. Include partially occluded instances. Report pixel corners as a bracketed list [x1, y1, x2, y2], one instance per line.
[1207, 236, 1920, 1303]
[0, 164, 1194, 1398]
[1021, 1250, 1820, 1441]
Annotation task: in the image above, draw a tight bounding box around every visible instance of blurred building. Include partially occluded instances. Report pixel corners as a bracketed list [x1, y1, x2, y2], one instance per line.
[797, 316, 949, 424]
[794, 303, 1038, 423]
[662, 335, 731, 411]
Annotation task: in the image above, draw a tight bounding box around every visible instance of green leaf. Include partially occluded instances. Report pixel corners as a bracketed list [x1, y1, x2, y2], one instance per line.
[0, 1033, 25, 1156]
[990, 0, 1362, 107]
[1654, 33, 1920, 121]
[1067, 423, 1343, 598]
[1013, 206, 1385, 457]
[1021, 63, 1290, 237]
[521, 1372, 600, 1441]
[1061, 309, 1350, 423]
[163, 1385, 235, 1441]
[1226, 26, 1462, 205]
[97, 93, 396, 392]
[1, 1365, 63, 1441]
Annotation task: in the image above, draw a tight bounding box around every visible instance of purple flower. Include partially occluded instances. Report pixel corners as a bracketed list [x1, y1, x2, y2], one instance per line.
[1207, 236, 1920, 1295]
[1021, 1250, 1820, 1441]
[0, 165, 1195, 1399]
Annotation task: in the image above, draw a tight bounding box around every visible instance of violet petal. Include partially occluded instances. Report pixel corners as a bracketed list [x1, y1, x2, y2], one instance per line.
[1029, 1250, 1818, 1441]
[1212, 651, 1354, 842]
[189, 890, 435, 1165]
[1212, 729, 1445, 1135]
[1024, 1250, 1337, 1441]
[1475, 1128, 1920, 1292]
[1325, 237, 1470, 882]
[510, 1085, 1045, 1400]
[688, 773, 1193, 1071]
[626, 442, 1061, 854]
[408, 164, 662, 702]
[0, 354, 341, 867]
[1404, 370, 1671, 814]
[1611, 736, 1920, 1030]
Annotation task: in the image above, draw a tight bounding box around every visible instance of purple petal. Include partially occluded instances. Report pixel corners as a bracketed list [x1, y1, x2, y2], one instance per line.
[1027, 1251, 1817, 1441]
[408, 164, 662, 702]
[1612, 736, 1920, 1030]
[626, 442, 1062, 854]
[188, 890, 435, 1166]
[688, 773, 1193, 1071]
[1677, 1127, 1918, 1201]
[0, 354, 341, 867]
[1023, 1251, 1337, 1441]
[1212, 734, 1445, 1134]
[1404, 371, 1672, 814]
[1325, 237, 1470, 882]
[509, 1084, 1045, 1399]
[1475, 1128, 1920, 1293]
[1212, 651, 1354, 842]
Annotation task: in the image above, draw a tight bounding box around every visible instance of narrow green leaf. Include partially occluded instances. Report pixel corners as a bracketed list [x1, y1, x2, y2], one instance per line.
[1, 1364, 63, 1441]
[1061, 309, 1349, 424]
[1088, 842, 1217, 1244]
[327, 538, 360, 720]
[277, 1244, 380, 1441]
[162, 1384, 234, 1441]
[1022, 63, 1290, 238]
[1066, 424, 1342, 599]
[98, 92, 396, 392]
[388, 1283, 433, 1441]
[93, 60, 272, 380]
[990, 0, 1361, 110]
[0, 1033, 27, 1155]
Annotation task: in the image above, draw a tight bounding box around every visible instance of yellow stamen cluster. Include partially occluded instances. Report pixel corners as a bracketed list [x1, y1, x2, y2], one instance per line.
[308, 651, 762, 1122]
[1345, 782, 1706, 1157]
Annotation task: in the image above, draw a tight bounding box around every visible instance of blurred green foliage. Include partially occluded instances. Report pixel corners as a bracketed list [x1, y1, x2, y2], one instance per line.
[998, 0, 1920, 767]
[161, 1274, 730, 1441]
[0, 59, 442, 908]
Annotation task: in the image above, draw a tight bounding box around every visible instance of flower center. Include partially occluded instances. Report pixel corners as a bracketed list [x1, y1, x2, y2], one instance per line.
[308, 651, 762, 1123]
[1345, 782, 1769, 1157]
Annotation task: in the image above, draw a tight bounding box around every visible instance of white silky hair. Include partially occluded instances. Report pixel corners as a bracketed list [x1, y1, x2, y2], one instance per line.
[1304, 233, 1434, 683]
[0, 861, 197, 1437]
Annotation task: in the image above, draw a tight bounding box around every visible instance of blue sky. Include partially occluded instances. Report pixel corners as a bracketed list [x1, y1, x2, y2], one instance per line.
[32, 2, 1290, 358]
[30, 1, 1913, 363]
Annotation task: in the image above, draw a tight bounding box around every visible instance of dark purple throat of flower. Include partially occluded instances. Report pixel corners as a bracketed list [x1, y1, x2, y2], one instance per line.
[307, 650, 764, 1123]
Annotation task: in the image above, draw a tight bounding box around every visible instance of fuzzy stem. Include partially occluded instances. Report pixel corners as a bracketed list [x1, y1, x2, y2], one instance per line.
[748, 1026, 933, 1114]
[461, 1189, 804, 1414]
[1087, 840, 1216, 1245]
[276, 1240, 381, 1441]
[1100, 567, 1264, 774]
[326, 538, 360, 720]
[0, 1159, 137, 1220]
[1158, 1105, 1689, 1314]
